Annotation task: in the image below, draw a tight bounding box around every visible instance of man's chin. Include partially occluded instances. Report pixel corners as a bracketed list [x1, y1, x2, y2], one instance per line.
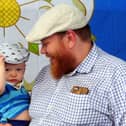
[50, 63, 62, 79]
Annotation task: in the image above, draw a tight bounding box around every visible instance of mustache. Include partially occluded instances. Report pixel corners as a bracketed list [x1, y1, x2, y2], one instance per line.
[45, 53, 53, 58]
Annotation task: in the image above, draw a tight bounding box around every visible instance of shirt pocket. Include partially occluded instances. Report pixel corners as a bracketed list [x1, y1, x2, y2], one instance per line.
[53, 92, 110, 125]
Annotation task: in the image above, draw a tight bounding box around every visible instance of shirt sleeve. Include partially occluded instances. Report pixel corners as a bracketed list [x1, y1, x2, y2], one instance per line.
[109, 67, 126, 126]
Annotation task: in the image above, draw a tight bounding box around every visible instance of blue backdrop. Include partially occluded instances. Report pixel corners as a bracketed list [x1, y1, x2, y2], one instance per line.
[90, 0, 126, 61]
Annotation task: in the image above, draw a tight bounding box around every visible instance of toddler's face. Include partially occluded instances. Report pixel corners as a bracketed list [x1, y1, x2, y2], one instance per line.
[5, 62, 25, 85]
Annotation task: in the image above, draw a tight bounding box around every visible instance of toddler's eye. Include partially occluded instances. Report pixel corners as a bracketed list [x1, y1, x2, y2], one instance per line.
[5, 68, 9, 71]
[16, 68, 22, 71]
[16, 68, 25, 71]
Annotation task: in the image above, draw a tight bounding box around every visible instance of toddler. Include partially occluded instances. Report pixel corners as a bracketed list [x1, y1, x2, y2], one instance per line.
[0, 43, 30, 126]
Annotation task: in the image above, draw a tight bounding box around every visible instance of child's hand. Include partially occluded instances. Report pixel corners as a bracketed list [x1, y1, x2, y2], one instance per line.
[0, 124, 12, 126]
[0, 54, 5, 95]
[0, 54, 5, 71]
[0, 55, 5, 65]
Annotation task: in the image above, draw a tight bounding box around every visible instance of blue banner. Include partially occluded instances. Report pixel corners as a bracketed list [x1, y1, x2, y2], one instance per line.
[90, 0, 126, 60]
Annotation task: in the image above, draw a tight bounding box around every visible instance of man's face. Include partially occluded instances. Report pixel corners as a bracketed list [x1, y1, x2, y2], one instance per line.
[41, 33, 76, 79]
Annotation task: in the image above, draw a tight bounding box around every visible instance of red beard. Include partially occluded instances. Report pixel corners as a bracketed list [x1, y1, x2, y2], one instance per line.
[50, 51, 76, 79]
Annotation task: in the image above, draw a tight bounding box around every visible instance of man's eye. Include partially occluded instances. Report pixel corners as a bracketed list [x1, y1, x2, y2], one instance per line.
[43, 42, 49, 47]
[43, 43, 47, 47]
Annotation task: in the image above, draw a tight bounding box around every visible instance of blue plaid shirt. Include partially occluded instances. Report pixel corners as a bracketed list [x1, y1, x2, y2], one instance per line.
[29, 43, 126, 126]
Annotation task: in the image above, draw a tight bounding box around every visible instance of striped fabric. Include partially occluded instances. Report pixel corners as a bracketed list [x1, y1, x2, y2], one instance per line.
[29, 43, 126, 126]
[0, 84, 30, 123]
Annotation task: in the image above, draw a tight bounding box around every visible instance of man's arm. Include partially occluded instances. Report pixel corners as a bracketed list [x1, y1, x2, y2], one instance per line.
[110, 67, 126, 125]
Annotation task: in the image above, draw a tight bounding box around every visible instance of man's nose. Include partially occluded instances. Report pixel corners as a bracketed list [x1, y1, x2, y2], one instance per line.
[40, 46, 46, 54]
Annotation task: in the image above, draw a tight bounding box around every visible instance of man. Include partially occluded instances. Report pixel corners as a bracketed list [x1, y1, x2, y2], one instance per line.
[26, 3, 126, 126]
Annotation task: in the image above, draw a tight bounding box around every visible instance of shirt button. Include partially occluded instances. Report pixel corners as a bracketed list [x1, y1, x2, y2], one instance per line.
[47, 105, 53, 111]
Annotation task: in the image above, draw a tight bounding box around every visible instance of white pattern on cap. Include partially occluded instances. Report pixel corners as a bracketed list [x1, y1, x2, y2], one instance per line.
[26, 2, 94, 43]
[0, 43, 30, 64]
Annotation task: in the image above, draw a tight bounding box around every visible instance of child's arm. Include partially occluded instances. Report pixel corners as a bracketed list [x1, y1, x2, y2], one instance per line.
[0, 55, 5, 95]
[0, 124, 12, 126]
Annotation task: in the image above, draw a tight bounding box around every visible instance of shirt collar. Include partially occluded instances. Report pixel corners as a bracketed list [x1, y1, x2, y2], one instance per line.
[66, 43, 99, 76]
[6, 80, 24, 90]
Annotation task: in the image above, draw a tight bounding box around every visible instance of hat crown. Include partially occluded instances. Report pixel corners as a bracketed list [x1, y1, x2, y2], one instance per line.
[84, 0, 94, 24]
[0, 43, 30, 64]
[26, 1, 94, 43]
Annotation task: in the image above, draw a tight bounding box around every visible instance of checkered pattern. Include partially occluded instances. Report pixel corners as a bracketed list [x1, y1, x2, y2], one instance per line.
[29, 44, 126, 126]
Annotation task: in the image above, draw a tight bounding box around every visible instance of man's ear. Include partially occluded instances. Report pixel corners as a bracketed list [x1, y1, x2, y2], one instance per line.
[65, 30, 76, 48]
